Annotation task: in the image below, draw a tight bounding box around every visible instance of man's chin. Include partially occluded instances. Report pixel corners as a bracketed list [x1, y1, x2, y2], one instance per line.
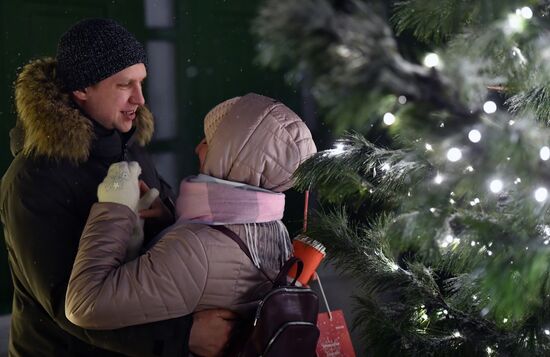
[117, 123, 134, 133]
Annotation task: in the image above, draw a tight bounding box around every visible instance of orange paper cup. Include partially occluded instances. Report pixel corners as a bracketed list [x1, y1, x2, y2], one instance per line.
[288, 235, 326, 286]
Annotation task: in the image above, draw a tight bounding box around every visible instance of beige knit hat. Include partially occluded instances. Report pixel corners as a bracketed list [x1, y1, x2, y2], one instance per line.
[203, 96, 241, 143]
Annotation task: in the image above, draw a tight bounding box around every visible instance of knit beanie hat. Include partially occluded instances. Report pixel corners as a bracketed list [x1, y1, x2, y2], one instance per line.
[203, 96, 241, 143]
[56, 18, 147, 91]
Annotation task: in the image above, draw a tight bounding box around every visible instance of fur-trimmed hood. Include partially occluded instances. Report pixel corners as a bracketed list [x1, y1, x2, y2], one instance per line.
[13, 58, 154, 163]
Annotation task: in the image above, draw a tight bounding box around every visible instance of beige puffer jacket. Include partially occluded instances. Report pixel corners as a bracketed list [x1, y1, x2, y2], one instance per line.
[65, 93, 317, 329]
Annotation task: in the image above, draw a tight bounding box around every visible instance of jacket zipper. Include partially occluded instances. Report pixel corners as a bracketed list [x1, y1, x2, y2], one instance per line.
[122, 143, 128, 161]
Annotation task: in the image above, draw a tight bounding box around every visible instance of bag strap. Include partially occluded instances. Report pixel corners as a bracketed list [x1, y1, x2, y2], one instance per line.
[210, 225, 273, 282]
[210, 225, 304, 287]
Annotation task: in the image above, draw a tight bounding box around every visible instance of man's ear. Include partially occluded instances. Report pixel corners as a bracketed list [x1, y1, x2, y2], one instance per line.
[72, 88, 87, 101]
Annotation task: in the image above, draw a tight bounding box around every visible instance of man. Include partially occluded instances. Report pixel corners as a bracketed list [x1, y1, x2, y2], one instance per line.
[1, 18, 232, 356]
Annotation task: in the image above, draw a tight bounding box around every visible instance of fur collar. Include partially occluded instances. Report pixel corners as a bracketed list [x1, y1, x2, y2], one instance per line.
[14, 58, 154, 163]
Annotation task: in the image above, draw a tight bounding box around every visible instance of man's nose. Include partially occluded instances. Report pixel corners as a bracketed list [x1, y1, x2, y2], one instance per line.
[130, 84, 145, 106]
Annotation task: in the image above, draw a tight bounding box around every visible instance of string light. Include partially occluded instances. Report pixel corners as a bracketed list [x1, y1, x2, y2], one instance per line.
[383, 112, 396, 125]
[434, 174, 444, 184]
[398, 95, 407, 104]
[507, 13, 524, 33]
[447, 147, 462, 162]
[439, 235, 460, 248]
[489, 179, 503, 193]
[483, 101, 497, 114]
[425, 143, 433, 151]
[520, 7, 533, 19]
[423, 53, 440, 68]
[336, 45, 352, 58]
[466, 166, 474, 172]
[514, 177, 522, 184]
[544, 329, 550, 336]
[540, 146, 550, 161]
[534, 187, 548, 202]
[468, 129, 482, 143]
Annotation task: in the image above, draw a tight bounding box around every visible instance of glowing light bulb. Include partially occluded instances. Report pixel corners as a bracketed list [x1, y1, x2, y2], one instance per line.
[447, 148, 462, 162]
[545, 329, 550, 336]
[434, 174, 443, 184]
[336, 45, 351, 58]
[508, 13, 524, 32]
[425, 143, 433, 151]
[398, 95, 407, 104]
[489, 179, 503, 193]
[540, 146, 550, 161]
[520, 7, 533, 19]
[468, 129, 482, 143]
[483, 101, 497, 114]
[423, 53, 440, 68]
[535, 187, 548, 202]
[383, 112, 396, 125]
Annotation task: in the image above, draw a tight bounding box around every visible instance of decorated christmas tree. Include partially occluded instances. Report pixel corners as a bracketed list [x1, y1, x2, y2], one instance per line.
[255, 0, 550, 355]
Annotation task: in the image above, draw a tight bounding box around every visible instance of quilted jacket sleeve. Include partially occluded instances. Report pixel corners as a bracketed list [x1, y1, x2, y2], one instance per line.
[65, 202, 209, 329]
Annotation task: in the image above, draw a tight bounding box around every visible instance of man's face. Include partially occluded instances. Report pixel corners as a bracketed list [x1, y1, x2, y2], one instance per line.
[73, 63, 146, 133]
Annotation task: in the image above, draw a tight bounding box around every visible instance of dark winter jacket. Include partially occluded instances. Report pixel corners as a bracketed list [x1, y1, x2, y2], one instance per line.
[0, 58, 191, 357]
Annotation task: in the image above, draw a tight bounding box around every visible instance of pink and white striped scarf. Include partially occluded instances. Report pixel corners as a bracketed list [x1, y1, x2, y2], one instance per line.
[176, 174, 285, 225]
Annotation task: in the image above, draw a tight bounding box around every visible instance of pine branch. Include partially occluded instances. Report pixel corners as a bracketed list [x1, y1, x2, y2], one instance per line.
[392, 0, 542, 44]
[254, 0, 477, 120]
[507, 86, 550, 125]
[294, 132, 432, 202]
[308, 209, 517, 355]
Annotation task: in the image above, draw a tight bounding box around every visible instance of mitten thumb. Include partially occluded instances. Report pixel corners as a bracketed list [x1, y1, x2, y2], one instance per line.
[138, 188, 160, 211]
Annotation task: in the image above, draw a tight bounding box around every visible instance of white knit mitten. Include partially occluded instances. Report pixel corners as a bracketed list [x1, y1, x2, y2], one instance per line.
[98, 162, 157, 261]
[98, 161, 142, 211]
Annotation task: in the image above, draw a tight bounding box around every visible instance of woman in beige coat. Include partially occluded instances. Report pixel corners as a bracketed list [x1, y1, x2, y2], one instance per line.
[65, 93, 317, 330]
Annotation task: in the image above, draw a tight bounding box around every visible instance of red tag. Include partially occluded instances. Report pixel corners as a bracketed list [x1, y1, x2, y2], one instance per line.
[316, 310, 356, 357]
